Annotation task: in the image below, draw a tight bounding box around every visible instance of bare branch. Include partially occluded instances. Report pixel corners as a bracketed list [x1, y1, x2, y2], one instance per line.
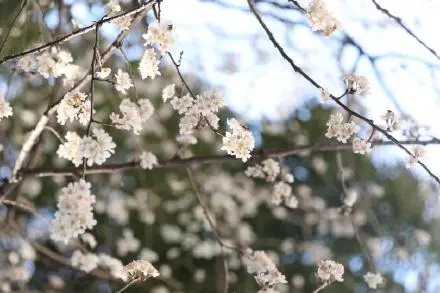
[0, 0, 28, 56]
[371, 0, 440, 61]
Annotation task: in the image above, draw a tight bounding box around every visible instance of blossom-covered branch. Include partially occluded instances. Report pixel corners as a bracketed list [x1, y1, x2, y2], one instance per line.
[17, 139, 440, 179]
[0, 0, 157, 65]
[247, 0, 440, 185]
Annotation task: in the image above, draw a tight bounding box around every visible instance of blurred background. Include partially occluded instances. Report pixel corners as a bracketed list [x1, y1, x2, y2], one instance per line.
[1, 0, 440, 292]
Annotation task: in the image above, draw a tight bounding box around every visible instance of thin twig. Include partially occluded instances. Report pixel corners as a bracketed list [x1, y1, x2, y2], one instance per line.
[0, 0, 28, 56]
[185, 167, 231, 293]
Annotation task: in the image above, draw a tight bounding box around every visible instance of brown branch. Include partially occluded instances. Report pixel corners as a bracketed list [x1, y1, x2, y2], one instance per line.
[185, 167, 230, 293]
[8, 221, 183, 290]
[246, 0, 440, 185]
[17, 139, 440, 179]
[371, 0, 440, 61]
[0, 0, 156, 65]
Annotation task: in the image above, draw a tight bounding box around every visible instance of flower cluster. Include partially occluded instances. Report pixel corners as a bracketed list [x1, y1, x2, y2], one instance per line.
[381, 110, 400, 131]
[71, 250, 99, 273]
[57, 91, 92, 125]
[406, 145, 425, 168]
[162, 84, 176, 102]
[143, 22, 175, 53]
[18, 48, 80, 86]
[139, 48, 161, 80]
[57, 128, 116, 166]
[344, 73, 371, 96]
[352, 137, 371, 155]
[245, 159, 298, 208]
[140, 151, 158, 170]
[325, 112, 359, 143]
[110, 98, 155, 135]
[273, 180, 298, 209]
[221, 118, 255, 162]
[245, 158, 280, 182]
[167, 88, 225, 135]
[243, 250, 287, 291]
[98, 253, 126, 280]
[306, 0, 340, 36]
[96, 67, 111, 79]
[363, 272, 384, 289]
[114, 69, 133, 94]
[51, 180, 97, 244]
[317, 259, 344, 283]
[122, 260, 160, 282]
[0, 96, 13, 121]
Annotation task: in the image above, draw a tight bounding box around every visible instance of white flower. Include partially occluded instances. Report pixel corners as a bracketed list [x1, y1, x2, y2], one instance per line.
[244, 250, 287, 290]
[194, 89, 225, 116]
[139, 48, 161, 80]
[110, 98, 154, 135]
[221, 118, 255, 162]
[117, 229, 141, 257]
[0, 96, 13, 120]
[162, 84, 176, 102]
[56, 131, 84, 166]
[142, 22, 174, 53]
[98, 253, 126, 280]
[406, 145, 425, 168]
[114, 69, 133, 94]
[96, 67, 111, 79]
[17, 55, 35, 72]
[352, 137, 371, 155]
[71, 250, 99, 273]
[363, 272, 384, 289]
[140, 151, 158, 170]
[246, 158, 281, 182]
[317, 259, 344, 282]
[36, 51, 56, 78]
[381, 110, 400, 131]
[56, 91, 91, 125]
[113, 16, 131, 31]
[82, 128, 116, 166]
[179, 112, 200, 134]
[81, 233, 97, 248]
[272, 181, 298, 208]
[51, 180, 97, 244]
[343, 189, 358, 207]
[171, 94, 194, 114]
[320, 88, 331, 102]
[122, 260, 159, 282]
[57, 129, 116, 167]
[176, 134, 197, 145]
[344, 73, 371, 96]
[325, 113, 359, 143]
[106, 0, 121, 13]
[306, 0, 340, 36]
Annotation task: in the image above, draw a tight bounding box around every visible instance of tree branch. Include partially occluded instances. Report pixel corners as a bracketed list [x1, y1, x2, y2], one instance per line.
[17, 139, 440, 178]
[371, 0, 440, 61]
